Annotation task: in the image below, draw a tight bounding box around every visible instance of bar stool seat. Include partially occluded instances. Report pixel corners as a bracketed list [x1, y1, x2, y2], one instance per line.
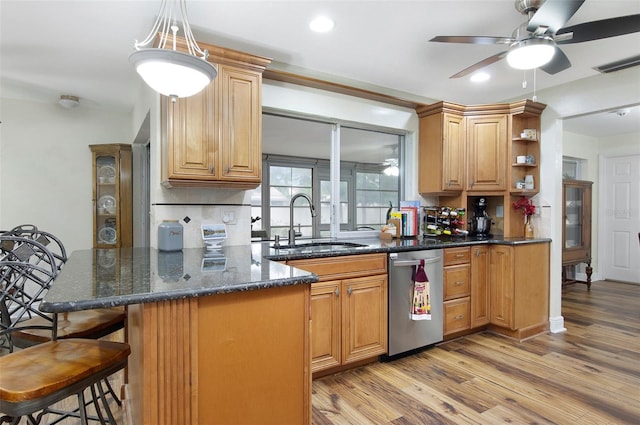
[0, 338, 130, 419]
[12, 308, 126, 347]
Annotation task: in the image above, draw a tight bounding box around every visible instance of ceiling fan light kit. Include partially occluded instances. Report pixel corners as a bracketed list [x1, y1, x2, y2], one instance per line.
[506, 37, 556, 70]
[129, 0, 217, 101]
[430, 0, 640, 78]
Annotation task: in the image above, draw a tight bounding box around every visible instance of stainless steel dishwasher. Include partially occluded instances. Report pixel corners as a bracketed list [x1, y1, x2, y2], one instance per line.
[385, 249, 443, 358]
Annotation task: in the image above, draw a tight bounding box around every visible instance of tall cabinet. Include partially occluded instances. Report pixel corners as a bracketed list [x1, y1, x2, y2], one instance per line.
[562, 179, 593, 289]
[90, 144, 132, 248]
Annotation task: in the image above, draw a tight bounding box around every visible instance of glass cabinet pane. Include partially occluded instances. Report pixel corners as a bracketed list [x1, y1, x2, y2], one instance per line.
[96, 155, 118, 246]
[564, 187, 583, 249]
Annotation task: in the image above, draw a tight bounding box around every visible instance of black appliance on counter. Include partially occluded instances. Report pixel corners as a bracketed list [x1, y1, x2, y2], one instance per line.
[469, 197, 492, 237]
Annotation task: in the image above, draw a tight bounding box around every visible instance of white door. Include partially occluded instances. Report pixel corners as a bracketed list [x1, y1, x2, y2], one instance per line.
[602, 154, 640, 283]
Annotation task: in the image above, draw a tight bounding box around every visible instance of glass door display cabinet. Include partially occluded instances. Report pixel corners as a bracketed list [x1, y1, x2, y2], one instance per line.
[90, 144, 133, 248]
[562, 179, 593, 289]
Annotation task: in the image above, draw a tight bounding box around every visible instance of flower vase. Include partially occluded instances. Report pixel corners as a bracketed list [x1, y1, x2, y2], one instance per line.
[524, 215, 534, 239]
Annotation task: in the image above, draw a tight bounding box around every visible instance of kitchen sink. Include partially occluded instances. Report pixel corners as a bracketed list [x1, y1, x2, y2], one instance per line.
[271, 241, 367, 251]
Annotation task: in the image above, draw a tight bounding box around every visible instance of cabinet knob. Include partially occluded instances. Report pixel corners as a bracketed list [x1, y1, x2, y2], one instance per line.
[335, 288, 340, 297]
[347, 287, 353, 296]
[209, 166, 215, 174]
[455, 281, 464, 286]
[455, 314, 464, 320]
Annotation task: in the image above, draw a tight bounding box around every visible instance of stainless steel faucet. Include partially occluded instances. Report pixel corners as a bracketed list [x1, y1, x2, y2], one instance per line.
[288, 193, 316, 246]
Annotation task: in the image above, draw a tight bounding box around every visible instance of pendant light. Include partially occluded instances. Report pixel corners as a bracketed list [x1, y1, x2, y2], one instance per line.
[129, 0, 217, 101]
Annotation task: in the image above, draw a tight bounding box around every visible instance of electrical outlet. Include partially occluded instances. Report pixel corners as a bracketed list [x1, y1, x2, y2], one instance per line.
[223, 211, 236, 225]
[496, 205, 504, 218]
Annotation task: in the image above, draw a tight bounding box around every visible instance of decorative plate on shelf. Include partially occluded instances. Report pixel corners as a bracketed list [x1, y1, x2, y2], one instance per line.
[98, 165, 116, 179]
[98, 195, 116, 210]
[98, 226, 117, 244]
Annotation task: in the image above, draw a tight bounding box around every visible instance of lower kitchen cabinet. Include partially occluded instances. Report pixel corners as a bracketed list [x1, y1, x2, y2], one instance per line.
[443, 247, 471, 336]
[489, 242, 550, 340]
[470, 245, 490, 328]
[288, 253, 388, 374]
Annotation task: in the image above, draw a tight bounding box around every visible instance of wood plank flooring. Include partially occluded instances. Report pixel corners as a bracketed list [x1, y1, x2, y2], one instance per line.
[5, 280, 638, 424]
[312, 280, 640, 425]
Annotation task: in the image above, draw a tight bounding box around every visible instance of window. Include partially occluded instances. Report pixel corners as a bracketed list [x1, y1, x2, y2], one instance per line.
[251, 113, 405, 240]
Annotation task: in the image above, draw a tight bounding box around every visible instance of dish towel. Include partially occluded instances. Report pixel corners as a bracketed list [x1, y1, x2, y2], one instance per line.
[411, 259, 431, 320]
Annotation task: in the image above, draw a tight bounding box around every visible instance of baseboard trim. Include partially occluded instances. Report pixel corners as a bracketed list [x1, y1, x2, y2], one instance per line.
[549, 315, 566, 333]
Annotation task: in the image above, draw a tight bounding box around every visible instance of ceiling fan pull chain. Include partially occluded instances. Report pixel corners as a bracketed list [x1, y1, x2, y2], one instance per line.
[522, 70, 528, 89]
[532, 68, 537, 102]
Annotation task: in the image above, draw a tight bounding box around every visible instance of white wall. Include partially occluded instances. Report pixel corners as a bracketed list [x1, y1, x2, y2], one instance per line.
[0, 96, 132, 254]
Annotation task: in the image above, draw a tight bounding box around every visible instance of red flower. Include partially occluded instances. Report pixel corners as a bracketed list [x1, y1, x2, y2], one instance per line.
[512, 196, 536, 216]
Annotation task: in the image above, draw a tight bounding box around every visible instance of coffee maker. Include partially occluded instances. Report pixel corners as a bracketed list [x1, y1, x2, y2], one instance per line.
[469, 197, 492, 236]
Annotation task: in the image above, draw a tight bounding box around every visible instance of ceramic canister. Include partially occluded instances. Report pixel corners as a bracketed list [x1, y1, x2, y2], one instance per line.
[158, 220, 183, 251]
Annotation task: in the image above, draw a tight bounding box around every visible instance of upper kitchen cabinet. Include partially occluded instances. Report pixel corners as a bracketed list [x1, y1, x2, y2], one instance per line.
[417, 102, 466, 194]
[466, 114, 507, 192]
[416, 100, 545, 197]
[90, 144, 132, 248]
[161, 42, 271, 189]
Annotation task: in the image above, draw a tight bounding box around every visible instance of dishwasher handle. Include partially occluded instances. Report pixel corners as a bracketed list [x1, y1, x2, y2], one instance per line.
[391, 257, 441, 267]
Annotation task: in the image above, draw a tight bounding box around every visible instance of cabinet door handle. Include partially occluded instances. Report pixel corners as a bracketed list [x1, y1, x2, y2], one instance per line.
[335, 288, 340, 297]
[209, 165, 215, 174]
[455, 254, 465, 258]
[226, 166, 230, 174]
[455, 314, 464, 320]
[347, 287, 353, 296]
[455, 281, 464, 286]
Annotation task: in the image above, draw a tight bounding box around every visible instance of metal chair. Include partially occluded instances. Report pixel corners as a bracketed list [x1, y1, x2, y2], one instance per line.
[0, 258, 130, 424]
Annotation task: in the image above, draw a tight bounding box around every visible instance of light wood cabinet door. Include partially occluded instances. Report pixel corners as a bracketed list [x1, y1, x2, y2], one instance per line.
[342, 274, 388, 364]
[219, 65, 262, 184]
[310, 280, 341, 372]
[417, 105, 466, 194]
[165, 83, 217, 179]
[470, 245, 490, 328]
[490, 244, 515, 329]
[466, 114, 507, 191]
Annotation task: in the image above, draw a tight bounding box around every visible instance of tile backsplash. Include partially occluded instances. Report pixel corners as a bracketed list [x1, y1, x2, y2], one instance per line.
[151, 204, 251, 248]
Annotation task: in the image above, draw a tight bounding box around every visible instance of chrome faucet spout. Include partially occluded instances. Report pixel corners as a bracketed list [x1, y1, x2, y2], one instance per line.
[289, 193, 316, 246]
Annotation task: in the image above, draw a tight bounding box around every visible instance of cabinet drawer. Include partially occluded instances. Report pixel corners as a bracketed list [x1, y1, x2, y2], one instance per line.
[444, 247, 471, 266]
[444, 297, 471, 335]
[288, 253, 387, 281]
[444, 264, 470, 300]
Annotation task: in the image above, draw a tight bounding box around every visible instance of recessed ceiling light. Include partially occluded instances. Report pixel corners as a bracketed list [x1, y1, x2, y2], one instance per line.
[309, 16, 335, 33]
[470, 72, 490, 83]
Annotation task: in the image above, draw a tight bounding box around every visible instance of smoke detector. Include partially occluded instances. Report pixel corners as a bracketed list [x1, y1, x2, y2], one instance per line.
[616, 108, 630, 117]
[59, 95, 80, 109]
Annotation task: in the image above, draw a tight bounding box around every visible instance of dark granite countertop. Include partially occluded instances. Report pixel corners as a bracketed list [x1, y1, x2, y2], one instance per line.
[260, 235, 552, 261]
[41, 236, 550, 313]
[40, 245, 317, 313]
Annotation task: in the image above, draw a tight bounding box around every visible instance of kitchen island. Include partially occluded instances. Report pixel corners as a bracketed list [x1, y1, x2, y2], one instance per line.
[40, 246, 317, 425]
[41, 236, 550, 424]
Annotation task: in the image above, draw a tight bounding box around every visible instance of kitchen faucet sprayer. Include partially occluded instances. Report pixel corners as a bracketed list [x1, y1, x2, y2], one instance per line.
[288, 193, 316, 246]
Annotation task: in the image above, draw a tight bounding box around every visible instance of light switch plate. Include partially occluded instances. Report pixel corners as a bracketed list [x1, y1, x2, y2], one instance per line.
[496, 205, 504, 218]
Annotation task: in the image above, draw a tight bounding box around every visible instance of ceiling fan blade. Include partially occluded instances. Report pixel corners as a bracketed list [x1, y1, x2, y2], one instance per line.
[527, 0, 585, 34]
[430, 35, 514, 45]
[539, 46, 571, 74]
[450, 51, 508, 78]
[556, 14, 640, 44]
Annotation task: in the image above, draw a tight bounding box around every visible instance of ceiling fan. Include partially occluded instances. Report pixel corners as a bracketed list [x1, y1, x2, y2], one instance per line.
[430, 0, 640, 78]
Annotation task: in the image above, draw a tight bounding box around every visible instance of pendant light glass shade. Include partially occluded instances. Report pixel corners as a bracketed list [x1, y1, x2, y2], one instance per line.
[130, 49, 216, 98]
[506, 38, 556, 70]
[130, 0, 217, 100]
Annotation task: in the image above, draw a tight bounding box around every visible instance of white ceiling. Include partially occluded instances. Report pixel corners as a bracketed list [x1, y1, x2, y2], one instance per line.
[2, 0, 639, 137]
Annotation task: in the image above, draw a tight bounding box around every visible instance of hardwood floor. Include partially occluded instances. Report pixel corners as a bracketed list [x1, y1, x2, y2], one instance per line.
[312, 280, 640, 425]
[5, 280, 638, 424]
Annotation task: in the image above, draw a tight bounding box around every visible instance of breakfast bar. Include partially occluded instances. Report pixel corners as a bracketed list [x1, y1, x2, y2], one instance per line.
[40, 246, 317, 425]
